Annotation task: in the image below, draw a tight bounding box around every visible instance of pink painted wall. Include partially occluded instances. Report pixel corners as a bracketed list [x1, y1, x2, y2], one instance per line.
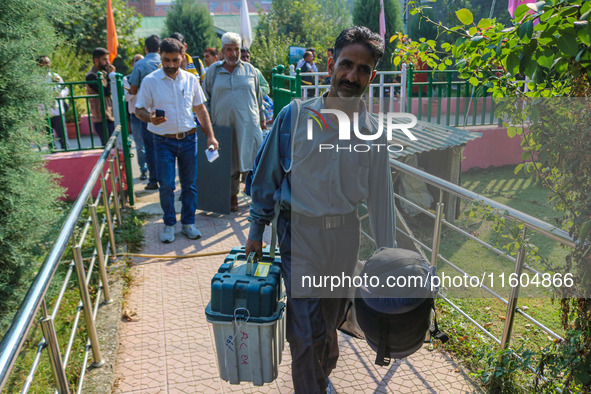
[461, 126, 524, 172]
[44, 150, 127, 201]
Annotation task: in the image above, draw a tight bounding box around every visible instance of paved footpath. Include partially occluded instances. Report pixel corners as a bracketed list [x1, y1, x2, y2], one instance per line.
[113, 165, 482, 393]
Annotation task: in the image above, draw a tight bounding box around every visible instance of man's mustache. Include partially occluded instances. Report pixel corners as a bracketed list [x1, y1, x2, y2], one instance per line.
[339, 80, 361, 89]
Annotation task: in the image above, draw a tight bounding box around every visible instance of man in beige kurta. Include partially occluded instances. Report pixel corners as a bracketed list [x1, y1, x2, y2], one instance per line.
[202, 32, 266, 211]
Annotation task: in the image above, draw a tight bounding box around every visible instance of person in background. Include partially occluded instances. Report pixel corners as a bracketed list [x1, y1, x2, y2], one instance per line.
[203, 47, 219, 71]
[129, 34, 161, 190]
[300, 51, 315, 97]
[38, 55, 69, 150]
[135, 38, 218, 243]
[202, 32, 266, 212]
[124, 53, 146, 179]
[168, 32, 206, 82]
[86, 48, 115, 146]
[240, 47, 270, 96]
[296, 47, 318, 72]
[240, 47, 273, 131]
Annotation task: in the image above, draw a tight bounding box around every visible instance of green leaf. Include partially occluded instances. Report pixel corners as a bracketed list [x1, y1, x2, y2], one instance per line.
[536, 48, 555, 68]
[519, 20, 534, 40]
[394, 56, 401, 67]
[496, 39, 503, 56]
[514, 163, 524, 174]
[514, 4, 531, 21]
[507, 126, 518, 138]
[558, 33, 579, 56]
[469, 76, 479, 86]
[456, 8, 474, 25]
[578, 27, 591, 45]
[478, 19, 491, 30]
[506, 52, 520, 75]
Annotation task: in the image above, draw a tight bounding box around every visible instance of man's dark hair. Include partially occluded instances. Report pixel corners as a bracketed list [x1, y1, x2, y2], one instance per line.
[328, 47, 334, 54]
[169, 32, 186, 45]
[333, 26, 384, 66]
[145, 34, 160, 53]
[160, 37, 184, 54]
[240, 47, 250, 54]
[92, 47, 109, 60]
[306, 47, 316, 52]
[205, 47, 218, 56]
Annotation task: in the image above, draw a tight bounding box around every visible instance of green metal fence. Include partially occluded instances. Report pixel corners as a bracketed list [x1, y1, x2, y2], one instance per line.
[43, 71, 134, 205]
[271, 65, 301, 119]
[44, 72, 110, 152]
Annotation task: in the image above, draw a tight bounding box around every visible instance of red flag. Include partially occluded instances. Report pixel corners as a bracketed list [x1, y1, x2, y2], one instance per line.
[107, 0, 118, 63]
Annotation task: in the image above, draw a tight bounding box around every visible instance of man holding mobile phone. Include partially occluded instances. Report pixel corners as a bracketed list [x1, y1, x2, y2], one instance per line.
[135, 37, 219, 243]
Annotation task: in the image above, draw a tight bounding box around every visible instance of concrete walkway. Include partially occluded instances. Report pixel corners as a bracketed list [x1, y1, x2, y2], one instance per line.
[113, 159, 482, 393]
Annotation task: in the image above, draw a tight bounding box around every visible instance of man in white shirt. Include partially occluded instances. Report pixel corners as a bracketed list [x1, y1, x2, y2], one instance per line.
[135, 38, 219, 243]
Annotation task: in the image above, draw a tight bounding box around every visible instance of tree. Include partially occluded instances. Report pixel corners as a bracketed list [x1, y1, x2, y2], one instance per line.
[250, 18, 294, 84]
[253, 0, 352, 74]
[0, 0, 67, 330]
[257, 0, 351, 47]
[56, 0, 140, 74]
[352, 0, 404, 70]
[404, 1, 591, 390]
[164, 0, 217, 58]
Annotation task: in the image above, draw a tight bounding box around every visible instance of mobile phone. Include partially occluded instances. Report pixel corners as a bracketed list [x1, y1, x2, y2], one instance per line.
[155, 109, 165, 118]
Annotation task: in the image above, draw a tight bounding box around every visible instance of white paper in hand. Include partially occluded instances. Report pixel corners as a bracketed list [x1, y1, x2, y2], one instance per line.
[205, 147, 219, 163]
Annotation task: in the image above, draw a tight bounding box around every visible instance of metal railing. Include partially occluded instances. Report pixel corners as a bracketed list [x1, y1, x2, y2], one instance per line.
[42, 72, 110, 152]
[359, 158, 575, 384]
[0, 128, 128, 393]
[41, 72, 135, 206]
[298, 65, 407, 115]
[290, 63, 528, 127]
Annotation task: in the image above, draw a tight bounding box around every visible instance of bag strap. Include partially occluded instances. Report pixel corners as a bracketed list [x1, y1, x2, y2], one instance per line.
[428, 299, 449, 344]
[375, 316, 391, 366]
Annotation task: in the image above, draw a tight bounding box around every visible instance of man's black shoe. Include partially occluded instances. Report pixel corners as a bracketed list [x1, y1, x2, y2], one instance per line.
[145, 182, 158, 190]
[140, 172, 148, 181]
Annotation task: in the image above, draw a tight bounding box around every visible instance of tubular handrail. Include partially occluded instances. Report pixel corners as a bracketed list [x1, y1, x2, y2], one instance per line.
[389, 158, 575, 247]
[356, 157, 575, 385]
[0, 128, 122, 392]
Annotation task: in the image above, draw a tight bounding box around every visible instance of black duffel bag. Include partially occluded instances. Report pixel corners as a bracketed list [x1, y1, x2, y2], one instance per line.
[341, 248, 448, 366]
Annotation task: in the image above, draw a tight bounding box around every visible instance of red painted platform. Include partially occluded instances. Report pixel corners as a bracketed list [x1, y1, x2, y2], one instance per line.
[44, 150, 126, 201]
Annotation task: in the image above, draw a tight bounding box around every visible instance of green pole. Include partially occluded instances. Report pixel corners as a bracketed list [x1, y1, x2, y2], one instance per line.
[114, 73, 134, 206]
[295, 68, 301, 100]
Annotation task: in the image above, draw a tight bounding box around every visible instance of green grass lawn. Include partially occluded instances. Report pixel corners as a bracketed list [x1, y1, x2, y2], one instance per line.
[360, 165, 571, 392]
